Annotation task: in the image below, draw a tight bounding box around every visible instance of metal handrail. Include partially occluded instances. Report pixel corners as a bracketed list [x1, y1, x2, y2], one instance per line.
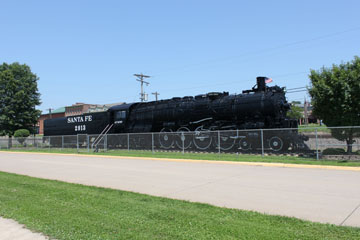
[91, 124, 110, 150]
[91, 124, 113, 151]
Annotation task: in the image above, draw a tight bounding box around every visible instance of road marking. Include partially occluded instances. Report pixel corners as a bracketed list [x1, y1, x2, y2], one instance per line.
[1, 151, 360, 172]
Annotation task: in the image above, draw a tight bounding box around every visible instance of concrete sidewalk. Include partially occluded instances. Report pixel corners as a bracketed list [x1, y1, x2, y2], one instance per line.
[0, 217, 49, 240]
[0, 151, 359, 227]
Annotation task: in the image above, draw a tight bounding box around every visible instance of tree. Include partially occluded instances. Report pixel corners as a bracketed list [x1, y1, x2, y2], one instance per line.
[0, 63, 41, 147]
[308, 56, 360, 154]
[287, 102, 303, 121]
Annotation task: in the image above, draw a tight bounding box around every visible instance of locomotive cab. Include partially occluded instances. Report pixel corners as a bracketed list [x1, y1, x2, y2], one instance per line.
[109, 103, 134, 133]
[114, 110, 127, 125]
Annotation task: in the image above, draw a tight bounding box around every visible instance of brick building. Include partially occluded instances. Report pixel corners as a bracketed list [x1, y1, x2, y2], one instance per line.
[65, 102, 123, 116]
[37, 107, 66, 135]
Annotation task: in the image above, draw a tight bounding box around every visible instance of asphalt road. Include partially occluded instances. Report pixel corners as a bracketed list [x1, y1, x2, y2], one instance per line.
[0, 152, 359, 227]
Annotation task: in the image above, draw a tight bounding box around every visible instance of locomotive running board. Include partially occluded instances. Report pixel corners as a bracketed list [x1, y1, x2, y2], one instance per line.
[230, 136, 246, 139]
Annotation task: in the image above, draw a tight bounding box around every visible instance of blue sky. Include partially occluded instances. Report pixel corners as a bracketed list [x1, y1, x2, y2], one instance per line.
[1, 0, 359, 113]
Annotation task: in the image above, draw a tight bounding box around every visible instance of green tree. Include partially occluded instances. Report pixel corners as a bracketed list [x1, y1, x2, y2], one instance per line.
[14, 129, 30, 145]
[0, 63, 41, 147]
[287, 102, 303, 121]
[308, 56, 360, 154]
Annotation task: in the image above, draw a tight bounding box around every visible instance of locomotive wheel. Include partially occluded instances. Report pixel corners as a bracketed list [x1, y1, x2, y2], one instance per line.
[239, 138, 251, 150]
[175, 127, 192, 149]
[193, 126, 212, 150]
[159, 128, 174, 149]
[214, 131, 236, 151]
[269, 136, 283, 151]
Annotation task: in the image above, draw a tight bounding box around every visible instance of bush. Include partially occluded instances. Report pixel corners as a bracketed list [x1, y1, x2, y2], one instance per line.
[322, 148, 346, 155]
[14, 129, 30, 145]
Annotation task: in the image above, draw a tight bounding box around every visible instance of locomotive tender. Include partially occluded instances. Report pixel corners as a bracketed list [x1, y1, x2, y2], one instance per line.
[44, 77, 305, 152]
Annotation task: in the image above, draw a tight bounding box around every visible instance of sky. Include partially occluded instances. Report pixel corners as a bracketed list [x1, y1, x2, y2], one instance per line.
[1, 0, 359, 113]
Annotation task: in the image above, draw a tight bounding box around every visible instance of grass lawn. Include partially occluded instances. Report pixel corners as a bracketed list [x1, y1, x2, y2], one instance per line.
[0, 171, 359, 240]
[1, 148, 360, 167]
[298, 124, 330, 133]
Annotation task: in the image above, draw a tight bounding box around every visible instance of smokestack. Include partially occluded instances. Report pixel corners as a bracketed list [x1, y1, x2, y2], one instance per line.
[256, 76, 266, 92]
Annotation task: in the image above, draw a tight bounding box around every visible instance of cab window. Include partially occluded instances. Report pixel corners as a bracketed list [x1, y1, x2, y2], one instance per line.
[115, 111, 126, 120]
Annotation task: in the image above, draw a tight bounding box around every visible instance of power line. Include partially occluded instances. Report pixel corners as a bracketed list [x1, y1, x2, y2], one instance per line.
[286, 86, 307, 91]
[152, 27, 360, 78]
[159, 72, 309, 94]
[100, 27, 359, 103]
[286, 89, 308, 94]
[95, 26, 360, 104]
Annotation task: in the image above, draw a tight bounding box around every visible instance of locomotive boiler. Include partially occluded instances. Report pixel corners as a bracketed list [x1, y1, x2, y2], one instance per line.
[44, 77, 306, 152]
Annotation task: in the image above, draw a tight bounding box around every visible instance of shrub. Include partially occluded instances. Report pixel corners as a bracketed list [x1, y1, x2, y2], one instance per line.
[322, 148, 346, 155]
[14, 129, 30, 145]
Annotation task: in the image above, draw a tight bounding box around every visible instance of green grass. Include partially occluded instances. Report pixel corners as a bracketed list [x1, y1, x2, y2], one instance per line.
[0, 171, 359, 240]
[1, 148, 360, 167]
[298, 124, 330, 133]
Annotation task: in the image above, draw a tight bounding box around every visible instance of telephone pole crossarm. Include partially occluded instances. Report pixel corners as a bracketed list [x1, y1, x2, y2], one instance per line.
[134, 73, 151, 102]
[152, 91, 160, 101]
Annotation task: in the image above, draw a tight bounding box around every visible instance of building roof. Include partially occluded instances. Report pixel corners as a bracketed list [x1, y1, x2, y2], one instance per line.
[41, 107, 65, 115]
[52, 107, 66, 114]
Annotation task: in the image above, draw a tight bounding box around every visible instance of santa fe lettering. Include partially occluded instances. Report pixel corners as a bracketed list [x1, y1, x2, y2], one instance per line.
[67, 115, 93, 124]
[84, 115, 93, 122]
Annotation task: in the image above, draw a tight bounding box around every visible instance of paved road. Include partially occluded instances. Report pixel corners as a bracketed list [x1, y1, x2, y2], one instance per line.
[0, 217, 48, 240]
[0, 152, 359, 227]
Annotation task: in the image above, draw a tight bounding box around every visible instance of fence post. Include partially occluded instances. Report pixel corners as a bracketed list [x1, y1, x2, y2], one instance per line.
[77, 134, 79, 153]
[49, 136, 51, 150]
[104, 134, 107, 152]
[87, 135, 89, 152]
[315, 128, 319, 160]
[182, 132, 185, 155]
[61, 135, 64, 150]
[261, 129, 264, 157]
[218, 130, 221, 155]
[152, 132, 154, 154]
[127, 133, 130, 152]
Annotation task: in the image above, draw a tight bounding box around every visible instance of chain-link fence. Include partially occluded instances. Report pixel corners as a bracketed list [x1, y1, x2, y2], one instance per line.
[1, 127, 360, 160]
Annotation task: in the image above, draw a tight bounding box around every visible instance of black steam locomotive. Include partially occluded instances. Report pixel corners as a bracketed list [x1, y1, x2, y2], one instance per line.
[44, 77, 306, 152]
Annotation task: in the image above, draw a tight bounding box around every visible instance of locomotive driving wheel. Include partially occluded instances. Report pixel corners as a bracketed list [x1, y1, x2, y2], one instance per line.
[175, 127, 192, 149]
[193, 126, 212, 150]
[269, 136, 283, 151]
[159, 128, 174, 149]
[239, 138, 251, 151]
[214, 130, 237, 151]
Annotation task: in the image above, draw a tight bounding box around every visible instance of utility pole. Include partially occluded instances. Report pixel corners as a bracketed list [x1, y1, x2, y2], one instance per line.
[47, 108, 54, 119]
[304, 98, 308, 125]
[134, 73, 150, 102]
[152, 91, 160, 101]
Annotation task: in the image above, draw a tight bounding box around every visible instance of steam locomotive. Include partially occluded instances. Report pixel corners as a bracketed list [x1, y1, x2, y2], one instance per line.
[44, 77, 307, 152]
